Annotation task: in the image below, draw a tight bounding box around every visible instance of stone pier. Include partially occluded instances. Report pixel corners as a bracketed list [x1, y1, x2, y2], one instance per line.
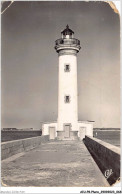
[2, 140, 109, 187]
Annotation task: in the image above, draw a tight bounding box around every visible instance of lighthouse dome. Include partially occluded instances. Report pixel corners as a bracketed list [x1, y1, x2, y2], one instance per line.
[61, 25, 74, 35]
[61, 25, 74, 39]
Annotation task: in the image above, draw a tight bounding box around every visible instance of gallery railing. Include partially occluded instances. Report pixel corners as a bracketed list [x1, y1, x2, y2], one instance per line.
[55, 38, 80, 46]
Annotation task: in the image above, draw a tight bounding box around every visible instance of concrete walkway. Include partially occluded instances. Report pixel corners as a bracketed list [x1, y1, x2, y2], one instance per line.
[2, 140, 109, 187]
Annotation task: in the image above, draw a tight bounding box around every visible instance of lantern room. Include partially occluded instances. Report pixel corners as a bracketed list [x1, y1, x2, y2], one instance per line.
[61, 25, 74, 39]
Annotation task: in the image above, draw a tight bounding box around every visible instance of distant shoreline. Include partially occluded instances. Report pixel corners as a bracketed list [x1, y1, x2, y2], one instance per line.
[94, 128, 120, 131]
[1, 128, 120, 131]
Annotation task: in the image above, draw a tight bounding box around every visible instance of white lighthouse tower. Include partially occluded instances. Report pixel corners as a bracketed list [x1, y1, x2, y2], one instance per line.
[42, 26, 94, 140]
[55, 25, 81, 140]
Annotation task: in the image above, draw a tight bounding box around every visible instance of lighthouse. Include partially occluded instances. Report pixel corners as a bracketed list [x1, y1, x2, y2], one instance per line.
[42, 26, 94, 140]
[55, 25, 81, 140]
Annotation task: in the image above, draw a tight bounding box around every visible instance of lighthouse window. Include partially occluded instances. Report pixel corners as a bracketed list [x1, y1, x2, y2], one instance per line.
[64, 95, 70, 103]
[64, 64, 70, 72]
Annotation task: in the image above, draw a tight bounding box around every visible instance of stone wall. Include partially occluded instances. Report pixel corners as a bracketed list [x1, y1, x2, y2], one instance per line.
[1, 135, 49, 160]
[84, 136, 120, 185]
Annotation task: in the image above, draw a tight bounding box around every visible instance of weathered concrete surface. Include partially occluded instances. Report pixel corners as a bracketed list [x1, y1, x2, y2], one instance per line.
[2, 140, 109, 187]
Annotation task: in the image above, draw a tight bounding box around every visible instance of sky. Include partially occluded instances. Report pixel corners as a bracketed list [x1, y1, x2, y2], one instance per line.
[1, 1, 120, 128]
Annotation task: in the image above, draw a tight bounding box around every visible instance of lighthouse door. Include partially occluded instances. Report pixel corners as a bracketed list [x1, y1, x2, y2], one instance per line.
[79, 127, 86, 140]
[64, 124, 70, 138]
[49, 127, 55, 140]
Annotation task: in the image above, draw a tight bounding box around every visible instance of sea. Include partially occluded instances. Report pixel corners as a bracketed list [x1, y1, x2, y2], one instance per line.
[1, 129, 121, 148]
[93, 130, 120, 147]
